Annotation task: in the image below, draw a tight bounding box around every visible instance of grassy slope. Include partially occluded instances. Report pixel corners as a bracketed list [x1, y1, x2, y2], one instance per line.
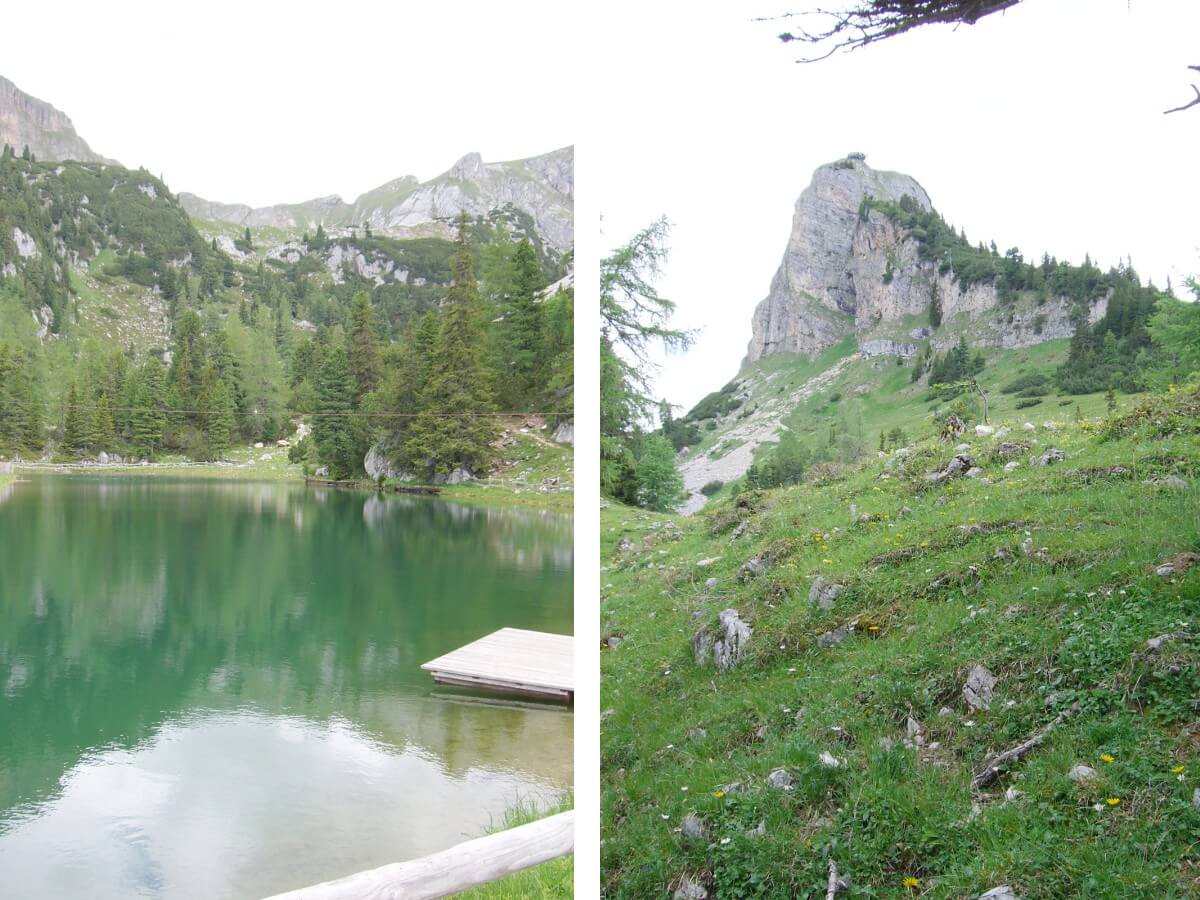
[602, 390, 1200, 898]
[697, 338, 1128, 508]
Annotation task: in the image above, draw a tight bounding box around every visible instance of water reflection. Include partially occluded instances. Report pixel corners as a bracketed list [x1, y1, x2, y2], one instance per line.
[0, 476, 573, 899]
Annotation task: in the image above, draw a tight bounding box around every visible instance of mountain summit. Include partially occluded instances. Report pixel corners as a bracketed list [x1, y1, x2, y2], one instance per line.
[746, 154, 1106, 366]
[179, 146, 574, 251]
[0, 75, 110, 164]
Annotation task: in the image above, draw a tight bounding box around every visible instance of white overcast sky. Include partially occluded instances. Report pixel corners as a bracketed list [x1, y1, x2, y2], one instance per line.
[598, 0, 1200, 413]
[2, 1, 576, 206]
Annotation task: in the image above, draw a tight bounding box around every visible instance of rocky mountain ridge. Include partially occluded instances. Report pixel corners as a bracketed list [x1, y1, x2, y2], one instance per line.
[745, 155, 1107, 364]
[179, 146, 574, 252]
[0, 76, 111, 164]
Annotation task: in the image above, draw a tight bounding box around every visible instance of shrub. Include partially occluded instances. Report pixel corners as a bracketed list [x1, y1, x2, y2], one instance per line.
[1016, 397, 1043, 409]
[700, 480, 724, 497]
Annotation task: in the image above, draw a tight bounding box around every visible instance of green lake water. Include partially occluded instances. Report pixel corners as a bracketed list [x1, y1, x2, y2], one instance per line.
[0, 475, 573, 899]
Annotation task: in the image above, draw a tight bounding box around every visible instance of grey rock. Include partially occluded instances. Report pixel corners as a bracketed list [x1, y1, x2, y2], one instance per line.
[552, 419, 574, 444]
[364, 443, 410, 480]
[767, 767, 794, 791]
[606, 636, 623, 650]
[1067, 764, 1097, 782]
[686, 727, 707, 741]
[975, 424, 996, 437]
[1034, 448, 1065, 466]
[997, 442, 1028, 457]
[1004, 460, 1020, 473]
[1193, 787, 1200, 810]
[704, 577, 719, 590]
[993, 546, 1014, 562]
[979, 887, 1021, 900]
[693, 609, 751, 671]
[1163, 474, 1188, 489]
[910, 326, 933, 339]
[680, 813, 708, 841]
[1145, 633, 1186, 653]
[809, 576, 845, 610]
[315, 465, 329, 477]
[860, 339, 918, 358]
[963, 664, 997, 711]
[673, 874, 709, 900]
[600, 708, 615, 722]
[746, 819, 767, 839]
[819, 626, 850, 648]
[738, 557, 765, 583]
[1023, 422, 1037, 432]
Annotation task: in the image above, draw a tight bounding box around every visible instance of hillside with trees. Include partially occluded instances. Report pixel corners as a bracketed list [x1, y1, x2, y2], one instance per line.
[0, 152, 573, 479]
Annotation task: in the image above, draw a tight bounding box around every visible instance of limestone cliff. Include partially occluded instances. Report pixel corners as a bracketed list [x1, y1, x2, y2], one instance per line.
[745, 155, 1107, 365]
[180, 146, 574, 252]
[0, 75, 111, 164]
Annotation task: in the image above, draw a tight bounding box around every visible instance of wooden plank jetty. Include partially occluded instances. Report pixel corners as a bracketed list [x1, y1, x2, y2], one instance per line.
[421, 628, 573, 701]
[261, 809, 573, 900]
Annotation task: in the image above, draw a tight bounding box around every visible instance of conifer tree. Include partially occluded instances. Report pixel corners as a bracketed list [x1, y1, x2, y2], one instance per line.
[502, 238, 545, 406]
[313, 345, 358, 478]
[206, 376, 236, 459]
[132, 359, 167, 458]
[403, 214, 495, 479]
[347, 291, 382, 405]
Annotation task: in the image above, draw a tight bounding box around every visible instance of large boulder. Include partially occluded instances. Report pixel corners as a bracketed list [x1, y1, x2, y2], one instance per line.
[693, 609, 751, 671]
[433, 466, 475, 485]
[553, 419, 574, 444]
[364, 443, 411, 480]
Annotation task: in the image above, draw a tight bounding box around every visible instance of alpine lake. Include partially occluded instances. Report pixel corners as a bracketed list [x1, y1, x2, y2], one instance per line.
[0, 474, 573, 899]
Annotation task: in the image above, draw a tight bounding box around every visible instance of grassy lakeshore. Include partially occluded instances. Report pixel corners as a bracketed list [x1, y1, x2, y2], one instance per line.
[601, 389, 1200, 898]
[455, 798, 575, 899]
[12, 427, 573, 511]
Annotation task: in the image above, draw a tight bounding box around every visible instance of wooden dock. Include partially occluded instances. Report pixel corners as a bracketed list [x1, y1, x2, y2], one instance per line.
[421, 628, 573, 701]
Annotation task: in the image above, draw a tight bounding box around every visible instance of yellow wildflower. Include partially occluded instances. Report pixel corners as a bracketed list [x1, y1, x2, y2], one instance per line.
[920, 541, 929, 548]
[903, 876, 921, 889]
[1100, 754, 1115, 764]
[1105, 797, 1120, 806]
[714, 790, 726, 799]
[823, 559, 833, 565]
[1173, 765, 1185, 775]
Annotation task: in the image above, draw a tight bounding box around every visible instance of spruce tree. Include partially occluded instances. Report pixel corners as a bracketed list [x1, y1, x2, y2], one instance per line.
[347, 291, 382, 405]
[403, 214, 495, 479]
[313, 345, 358, 478]
[206, 376, 236, 459]
[132, 359, 167, 458]
[503, 238, 545, 406]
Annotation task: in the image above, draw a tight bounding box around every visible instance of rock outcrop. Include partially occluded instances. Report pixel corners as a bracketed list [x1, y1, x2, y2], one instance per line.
[180, 146, 574, 252]
[0, 75, 111, 164]
[744, 155, 1107, 364]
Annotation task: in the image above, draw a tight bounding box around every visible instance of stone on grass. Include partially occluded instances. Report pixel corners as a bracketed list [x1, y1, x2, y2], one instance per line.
[809, 576, 845, 610]
[1193, 787, 1200, 810]
[1023, 422, 1036, 432]
[738, 557, 765, 583]
[606, 636, 623, 650]
[673, 873, 709, 900]
[1004, 460, 1020, 473]
[1163, 474, 1188, 489]
[975, 424, 996, 437]
[818, 626, 849, 648]
[680, 813, 708, 841]
[686, 727, 707, 741]
[963, 664, 997, 711]
[1067, 764, 1098, 782]
[704, 577, 718, 591]
[818, 751, 846, 769]
[746, 820, 766, 839]
[767, 767, 794, 791]
[697, 557, 720, 568]
[693, 609, 752, 671]
[979, 888, 1021, 900]
[1034, 448, 1065, 466]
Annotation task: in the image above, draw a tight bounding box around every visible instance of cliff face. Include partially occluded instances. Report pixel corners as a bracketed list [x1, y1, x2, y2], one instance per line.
[745, 156, 1107, 364]
[0, 76, 109, 164]
[180, 146, 574, 252]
